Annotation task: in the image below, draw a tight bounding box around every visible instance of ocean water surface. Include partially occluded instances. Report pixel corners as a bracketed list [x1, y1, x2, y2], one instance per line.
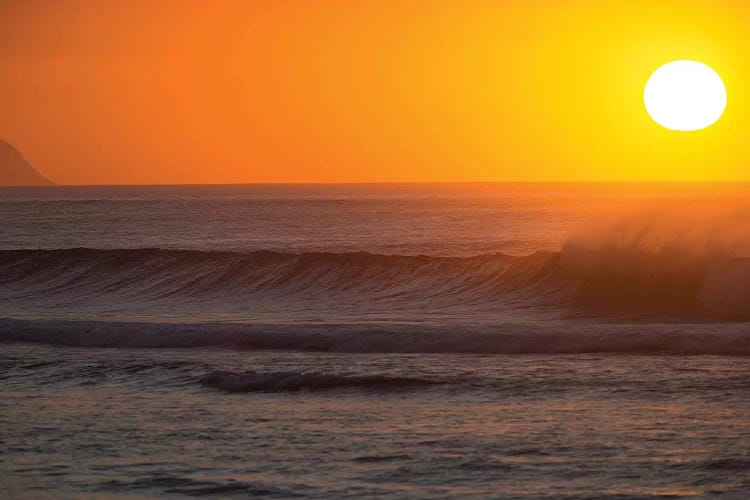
[2, 183, 750, 498]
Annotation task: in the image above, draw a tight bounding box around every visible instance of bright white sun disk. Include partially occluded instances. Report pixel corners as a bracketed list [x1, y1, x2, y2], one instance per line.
[644, 60, 727, 131]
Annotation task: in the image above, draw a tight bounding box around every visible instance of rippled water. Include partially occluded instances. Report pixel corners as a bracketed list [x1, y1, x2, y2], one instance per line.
[3, 345, 750, 498]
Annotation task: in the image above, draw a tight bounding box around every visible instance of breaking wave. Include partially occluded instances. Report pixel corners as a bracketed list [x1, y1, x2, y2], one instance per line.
[0, 247, 567, 320]
[2, 247, 750, 321]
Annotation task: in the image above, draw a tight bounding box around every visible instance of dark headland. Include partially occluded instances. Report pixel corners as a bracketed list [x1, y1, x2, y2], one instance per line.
[0, 139, 54, 186]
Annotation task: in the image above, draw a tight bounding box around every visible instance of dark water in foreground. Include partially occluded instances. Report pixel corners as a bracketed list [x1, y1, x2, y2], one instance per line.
[2, 184, 750, 498]
[3, 345, 750, 499]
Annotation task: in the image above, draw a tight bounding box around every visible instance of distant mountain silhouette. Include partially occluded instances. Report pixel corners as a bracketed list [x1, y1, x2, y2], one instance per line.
[0, 139, 53, 185]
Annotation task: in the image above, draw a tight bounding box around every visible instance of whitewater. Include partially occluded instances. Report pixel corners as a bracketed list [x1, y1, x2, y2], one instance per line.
[3, 183, 750, 498]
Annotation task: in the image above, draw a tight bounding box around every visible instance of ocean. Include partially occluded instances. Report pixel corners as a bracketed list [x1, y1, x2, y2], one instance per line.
[2, 183, 750, 498]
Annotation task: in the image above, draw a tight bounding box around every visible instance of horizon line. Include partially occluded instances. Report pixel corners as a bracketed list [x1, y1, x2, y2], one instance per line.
[6, 180, 750, 188]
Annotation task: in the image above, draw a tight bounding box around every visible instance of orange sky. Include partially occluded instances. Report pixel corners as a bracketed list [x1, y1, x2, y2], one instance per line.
[1, 0, 749, 184]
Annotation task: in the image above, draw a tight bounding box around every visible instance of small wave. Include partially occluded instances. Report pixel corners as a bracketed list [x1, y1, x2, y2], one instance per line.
[3, 319, 750, 356]
[97, 475, 290, 497]
[198, 370, 440, 393]
[353, 454, 412, 463]
[703, 458, 750, 471]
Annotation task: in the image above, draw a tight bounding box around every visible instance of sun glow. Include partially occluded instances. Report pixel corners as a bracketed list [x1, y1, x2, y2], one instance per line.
[644, 60, 727, 132]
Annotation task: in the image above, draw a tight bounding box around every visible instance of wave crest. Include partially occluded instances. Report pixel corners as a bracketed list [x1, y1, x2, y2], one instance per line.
[2, 247, 750, 321]
[0, 248, 567, 320]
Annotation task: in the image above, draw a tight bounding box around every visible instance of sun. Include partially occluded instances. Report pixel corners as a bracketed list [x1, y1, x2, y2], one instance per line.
[644, 60, 727, 132]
